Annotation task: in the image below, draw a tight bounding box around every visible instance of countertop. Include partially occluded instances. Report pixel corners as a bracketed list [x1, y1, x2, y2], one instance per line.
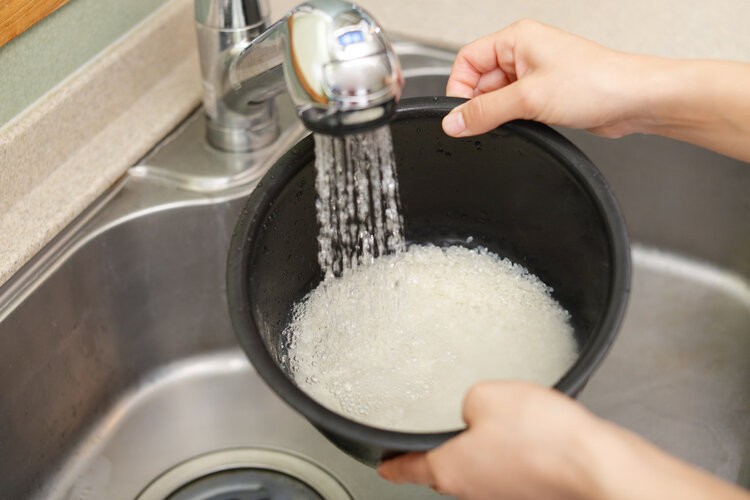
[1, 0, 749, 287]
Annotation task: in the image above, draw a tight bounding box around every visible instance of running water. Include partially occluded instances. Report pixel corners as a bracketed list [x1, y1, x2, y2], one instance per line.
[314, 125, 405, 278]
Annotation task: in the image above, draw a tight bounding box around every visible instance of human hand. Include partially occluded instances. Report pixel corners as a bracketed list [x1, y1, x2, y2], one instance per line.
[378, 381, 600, 499]
[378, 380, 750, 500]
[441, 20, 653, 139]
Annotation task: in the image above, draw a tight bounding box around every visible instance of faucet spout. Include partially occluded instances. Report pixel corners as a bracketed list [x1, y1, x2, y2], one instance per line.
[195, 0, 403, 152]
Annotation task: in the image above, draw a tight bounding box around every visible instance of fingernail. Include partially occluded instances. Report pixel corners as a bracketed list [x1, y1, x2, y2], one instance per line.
[442, 110, 466, 136]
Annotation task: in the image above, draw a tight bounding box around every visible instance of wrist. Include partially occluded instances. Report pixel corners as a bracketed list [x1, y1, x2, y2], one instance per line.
[624, 57, 730, 139]
[558, 415, 623, 500]
[528, 407, 619, 500]
[577, 418, 750, 500]
[616, 53, 685, 136]
[553, 412, 674, 500]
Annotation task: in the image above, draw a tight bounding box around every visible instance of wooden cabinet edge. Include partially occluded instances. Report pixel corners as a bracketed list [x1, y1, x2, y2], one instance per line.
[0, 0, 69, 47]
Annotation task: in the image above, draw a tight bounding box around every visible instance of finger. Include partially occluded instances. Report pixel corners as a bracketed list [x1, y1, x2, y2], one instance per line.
[446, 24, 526, 98]
[461, 380, 513, 426]
[446, 33, 508, 98]
[475, 67, 514, 94]
[467, 68, 514, 99]
[442, 82, 531, 137]
[378, 452, 435, 486]
[446, 66, 481, 99]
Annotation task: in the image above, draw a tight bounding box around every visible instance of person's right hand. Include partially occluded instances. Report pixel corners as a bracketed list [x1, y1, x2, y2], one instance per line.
[441, 20, 654, 139]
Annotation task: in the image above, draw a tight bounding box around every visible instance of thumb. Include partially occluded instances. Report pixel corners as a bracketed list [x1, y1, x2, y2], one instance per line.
[378, 452, 434, 485]
[442, 82, 531, 137]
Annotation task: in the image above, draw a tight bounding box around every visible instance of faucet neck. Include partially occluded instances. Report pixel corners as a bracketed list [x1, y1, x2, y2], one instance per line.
[195, 0, 270, 30]
[195, 0, 280, 152]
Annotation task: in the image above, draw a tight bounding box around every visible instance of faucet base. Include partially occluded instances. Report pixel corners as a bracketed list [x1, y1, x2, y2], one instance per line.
[206, 114, 280, 153]
[131, 94, 307, 193]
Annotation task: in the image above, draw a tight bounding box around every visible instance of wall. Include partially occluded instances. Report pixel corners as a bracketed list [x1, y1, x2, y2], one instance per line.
[271, 0, 750, 61]
[7, 0, 748, 129]
[0, 0, 170, 126]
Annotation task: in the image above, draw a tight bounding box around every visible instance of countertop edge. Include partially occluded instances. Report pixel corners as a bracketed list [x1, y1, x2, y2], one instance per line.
[0, 0, 201, 287]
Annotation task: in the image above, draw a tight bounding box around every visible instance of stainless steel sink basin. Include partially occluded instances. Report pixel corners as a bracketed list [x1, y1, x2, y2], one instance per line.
[1, 39, 748, 499]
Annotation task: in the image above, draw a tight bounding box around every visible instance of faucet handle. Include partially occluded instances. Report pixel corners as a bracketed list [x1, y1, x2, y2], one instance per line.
[195, 0, 270, 30]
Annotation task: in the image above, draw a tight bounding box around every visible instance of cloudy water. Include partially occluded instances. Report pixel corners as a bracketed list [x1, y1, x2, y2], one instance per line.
[284, 245, 577, 432]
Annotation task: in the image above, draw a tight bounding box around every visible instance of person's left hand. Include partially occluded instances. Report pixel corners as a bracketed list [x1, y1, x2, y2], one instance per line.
[377, 380, 600, 499]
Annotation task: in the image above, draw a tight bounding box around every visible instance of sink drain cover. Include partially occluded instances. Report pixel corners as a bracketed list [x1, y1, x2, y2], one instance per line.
[138, 448, 351, 500]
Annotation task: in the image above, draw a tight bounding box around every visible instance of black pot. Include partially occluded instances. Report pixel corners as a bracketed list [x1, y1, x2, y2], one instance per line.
[227, 97, 631, 465]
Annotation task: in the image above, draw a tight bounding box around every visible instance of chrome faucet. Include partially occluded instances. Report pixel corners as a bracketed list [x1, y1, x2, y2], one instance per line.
[194, 0, 403, 152]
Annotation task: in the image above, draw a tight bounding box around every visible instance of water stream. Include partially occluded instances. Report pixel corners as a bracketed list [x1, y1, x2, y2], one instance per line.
[313, 125, 405, 278]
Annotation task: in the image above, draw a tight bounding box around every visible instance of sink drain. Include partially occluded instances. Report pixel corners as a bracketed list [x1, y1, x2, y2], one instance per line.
[165, 468, 324, 500]
[137, 448, 352, 500]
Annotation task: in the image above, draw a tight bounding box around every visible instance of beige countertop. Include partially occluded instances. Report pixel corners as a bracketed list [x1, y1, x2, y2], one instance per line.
[1, 0, 749, 287]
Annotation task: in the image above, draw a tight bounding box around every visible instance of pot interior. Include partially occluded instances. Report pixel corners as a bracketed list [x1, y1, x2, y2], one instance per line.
[247, 116, 616, 373]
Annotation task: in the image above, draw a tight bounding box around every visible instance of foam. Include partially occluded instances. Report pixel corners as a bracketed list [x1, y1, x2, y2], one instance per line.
[284, 244, 577, 432]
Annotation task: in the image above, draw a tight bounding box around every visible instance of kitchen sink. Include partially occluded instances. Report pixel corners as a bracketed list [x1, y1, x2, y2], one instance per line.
[0, 39, 748, 499]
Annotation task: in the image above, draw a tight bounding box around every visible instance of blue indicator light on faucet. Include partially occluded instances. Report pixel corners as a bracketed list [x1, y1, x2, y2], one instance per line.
[338, 30, 365, 46]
